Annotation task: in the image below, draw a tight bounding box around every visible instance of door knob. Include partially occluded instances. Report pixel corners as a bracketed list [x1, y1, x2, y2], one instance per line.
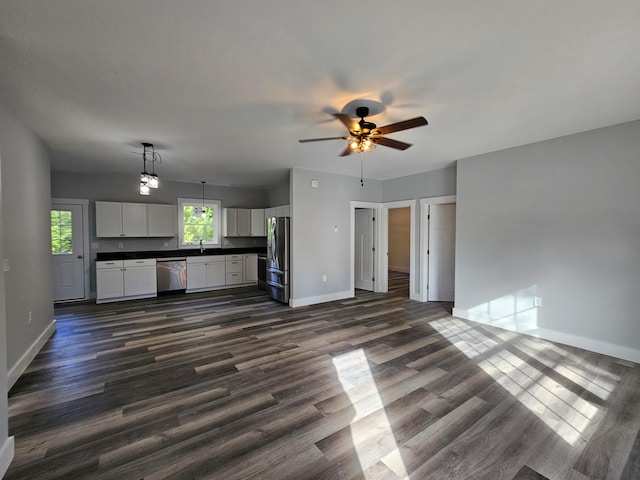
[77, 255, 83, 259]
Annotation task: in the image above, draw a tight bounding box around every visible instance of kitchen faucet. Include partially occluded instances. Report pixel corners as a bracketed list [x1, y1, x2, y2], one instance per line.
[199, 239, 204, 254]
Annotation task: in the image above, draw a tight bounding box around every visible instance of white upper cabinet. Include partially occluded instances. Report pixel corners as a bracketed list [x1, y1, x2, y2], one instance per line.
[250, 209, 265, 237]
[122, 203, 148, 237]
[237, 209, 251, 236]
[96, 201, 176, 237]
[96, 201, 147, 237]
[223, 208, 252, 237]
[95, 202, 124, 237]
[147, 204, 177, 237]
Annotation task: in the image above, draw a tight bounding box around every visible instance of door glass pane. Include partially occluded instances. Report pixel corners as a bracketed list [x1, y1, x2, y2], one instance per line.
[51, 209, 73, 255]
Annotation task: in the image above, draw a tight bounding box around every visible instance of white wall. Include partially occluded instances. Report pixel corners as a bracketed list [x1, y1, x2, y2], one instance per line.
[454, 120, 640, 362]
[0, 106, 55, 384]
[290, 168, 382, 306]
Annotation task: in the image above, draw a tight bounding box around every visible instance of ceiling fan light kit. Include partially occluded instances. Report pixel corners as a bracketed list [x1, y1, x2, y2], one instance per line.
[299, 104, 428, 185]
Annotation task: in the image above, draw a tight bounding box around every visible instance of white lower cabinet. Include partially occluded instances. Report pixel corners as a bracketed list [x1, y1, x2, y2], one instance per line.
[244, 254, 258, 283]
[187, 256, 226, 292]
[96, 259, 157, 303]
[225, 254, 243, 285]
[97, 253, 262, 302]
[96, 261, 125, 299]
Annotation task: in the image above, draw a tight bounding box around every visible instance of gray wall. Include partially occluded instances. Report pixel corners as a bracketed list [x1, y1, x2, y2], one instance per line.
[289, 166, 456, 305]
[290, 168, 382, 303]
[266, 176, 290, 206]
[382, 165, 457, 202]
[382, 165, 457, 292]
[0, 105, 54, 375]
[0, 111, 12, 474]
[455, 120, 640, 360]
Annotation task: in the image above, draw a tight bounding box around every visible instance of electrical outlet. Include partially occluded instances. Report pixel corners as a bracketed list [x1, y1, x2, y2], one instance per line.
[322, 274, 327, 282]
[2, 259, 9, 272]
[28, 311, 32, 324]
[163, 242, 169, 247]
[118, 242, 124, 248]
[534, 296, 542, 307]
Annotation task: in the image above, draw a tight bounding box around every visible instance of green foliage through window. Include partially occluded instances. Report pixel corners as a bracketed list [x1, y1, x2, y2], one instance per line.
[51, 210, 73, 254]
[182, 205, 215, 243]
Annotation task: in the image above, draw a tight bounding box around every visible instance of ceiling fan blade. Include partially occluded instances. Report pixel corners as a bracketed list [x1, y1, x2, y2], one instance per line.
[338, 144, 354, 157]
[333, 113, 358, 132]
[373, 136, 412, 151]
[298, 136, 348, 143]
[374, 116, 428, 135]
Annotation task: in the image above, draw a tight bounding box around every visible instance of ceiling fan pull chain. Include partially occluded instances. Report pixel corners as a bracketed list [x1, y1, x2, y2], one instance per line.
[360, 153, 364, 187]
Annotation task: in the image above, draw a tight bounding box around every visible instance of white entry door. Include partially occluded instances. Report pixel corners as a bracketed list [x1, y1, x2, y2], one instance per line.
[427, 204, 456, 301]
[355, 208, 375, 291]
[51, 203, 85, 301]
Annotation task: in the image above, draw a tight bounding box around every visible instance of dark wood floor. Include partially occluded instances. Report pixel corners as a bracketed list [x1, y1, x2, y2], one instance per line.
[6, 273, 640, 479]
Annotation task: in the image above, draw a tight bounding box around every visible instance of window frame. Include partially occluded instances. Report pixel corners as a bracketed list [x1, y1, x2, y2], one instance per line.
[177, 197, 222, 248]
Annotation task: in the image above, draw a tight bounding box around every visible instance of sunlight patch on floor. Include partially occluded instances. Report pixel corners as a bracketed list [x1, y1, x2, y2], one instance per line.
[332, 349, 409, 479]
[429, 317, 615, 446]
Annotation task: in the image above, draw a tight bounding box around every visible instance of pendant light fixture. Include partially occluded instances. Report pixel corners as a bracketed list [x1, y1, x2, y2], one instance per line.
[139, 154, 150, 195]
[139, 142, 161, 195]
[200, 181, 207, 218]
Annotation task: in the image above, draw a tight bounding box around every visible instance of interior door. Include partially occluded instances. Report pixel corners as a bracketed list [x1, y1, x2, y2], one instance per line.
[427, 204, 456, 301]
[51, 203, 85, 301]
[355, 208, 375, 291]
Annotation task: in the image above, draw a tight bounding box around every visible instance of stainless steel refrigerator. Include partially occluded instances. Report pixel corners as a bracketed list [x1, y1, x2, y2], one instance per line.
[266, 216, 290, 303]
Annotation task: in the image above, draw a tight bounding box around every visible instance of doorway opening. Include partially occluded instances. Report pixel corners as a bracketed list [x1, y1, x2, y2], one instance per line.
[387, 207, 410, 297]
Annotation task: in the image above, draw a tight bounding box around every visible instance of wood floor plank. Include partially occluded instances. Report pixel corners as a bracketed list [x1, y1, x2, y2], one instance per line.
[5, 275, 640, 480]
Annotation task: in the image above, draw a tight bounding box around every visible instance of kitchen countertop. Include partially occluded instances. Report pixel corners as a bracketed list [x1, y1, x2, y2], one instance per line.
[96, 247, 266, 261]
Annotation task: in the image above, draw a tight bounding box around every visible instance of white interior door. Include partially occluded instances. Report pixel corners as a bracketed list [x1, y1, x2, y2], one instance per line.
[427, 204, 456, 301]
[51, 203, 85, 301]
[355, 208, 375, 291]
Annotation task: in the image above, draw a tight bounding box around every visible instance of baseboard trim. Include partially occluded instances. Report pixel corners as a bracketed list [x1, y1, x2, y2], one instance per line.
[8, 319, 56, 390]
[452, 308, 640, 364]
[290, 290, 353, 308]
[0, 436, 15, 478]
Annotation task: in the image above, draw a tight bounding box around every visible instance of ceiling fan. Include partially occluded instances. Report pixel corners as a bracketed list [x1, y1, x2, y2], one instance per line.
[299, 106, 428, 156]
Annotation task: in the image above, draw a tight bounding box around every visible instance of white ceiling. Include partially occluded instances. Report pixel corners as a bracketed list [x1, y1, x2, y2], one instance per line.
[1, 1, 640, 188]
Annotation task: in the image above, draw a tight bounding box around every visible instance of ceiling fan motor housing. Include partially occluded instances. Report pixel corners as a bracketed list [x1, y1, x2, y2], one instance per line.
[354, 106, 377, 134]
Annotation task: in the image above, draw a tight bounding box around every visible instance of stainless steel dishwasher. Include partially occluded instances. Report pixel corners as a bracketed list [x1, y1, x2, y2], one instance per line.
[156, 258, 187, 292]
